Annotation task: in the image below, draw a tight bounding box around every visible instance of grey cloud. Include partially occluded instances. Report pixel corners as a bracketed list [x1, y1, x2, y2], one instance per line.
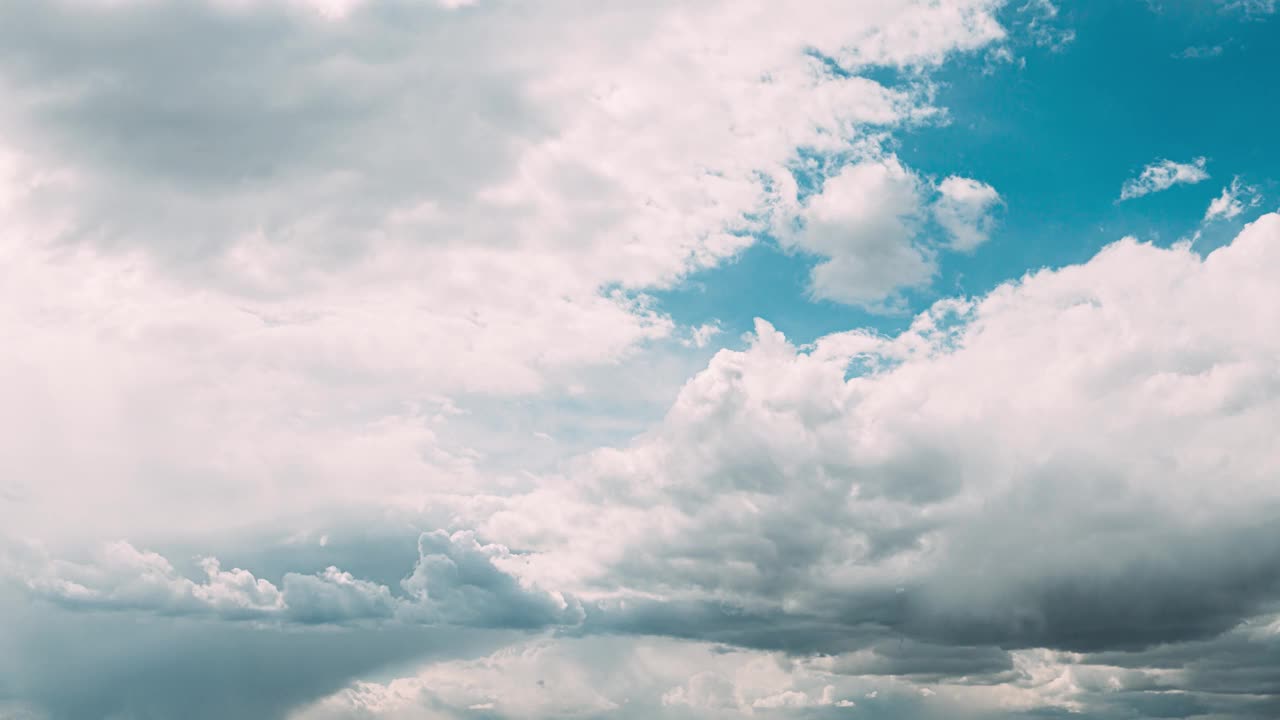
[400, 530, 584, 629]
[0, 0, 541, 261]
[0, 583, 517, 720]
[816, 640, 1015, 682]
[282, 567, 398, 624]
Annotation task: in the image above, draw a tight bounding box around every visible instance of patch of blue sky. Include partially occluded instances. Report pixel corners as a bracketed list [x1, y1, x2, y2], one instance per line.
[654, 1, 1279, 349]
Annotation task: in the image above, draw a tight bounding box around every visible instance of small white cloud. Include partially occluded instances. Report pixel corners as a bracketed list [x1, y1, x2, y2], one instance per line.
[681, 322, 723, 349]
[933, 176, 1002, 251]
[1204, 176, 1261, 222]
[1119, 157, 1210, 201]
[783, 156, 933, 308]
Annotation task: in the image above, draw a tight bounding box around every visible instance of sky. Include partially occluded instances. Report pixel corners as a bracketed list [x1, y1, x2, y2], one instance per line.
[2, 1, 1280, 719]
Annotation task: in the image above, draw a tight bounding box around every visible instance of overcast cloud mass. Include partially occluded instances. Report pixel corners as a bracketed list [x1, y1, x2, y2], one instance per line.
[3, 1, 1280, 719]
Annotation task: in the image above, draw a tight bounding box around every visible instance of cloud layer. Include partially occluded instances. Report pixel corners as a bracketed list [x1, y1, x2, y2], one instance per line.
[3, 2, 1279, 720]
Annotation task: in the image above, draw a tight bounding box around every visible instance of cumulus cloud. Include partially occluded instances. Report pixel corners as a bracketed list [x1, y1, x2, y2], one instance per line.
[1175, 44, 1224, 59]
[398, 530, 583, 629]
[7, 539, 406, 624]
[782, 156, 934, 306]
[1118, 156, 1210, 200]
[779, 157, 1000, 307]
[11, 213, 1280, 719]
[12, 2, 1280, 719]
[0, 0, 1007, 544]
[483, 214, 1280, 659]
[7, 530, 578, 630]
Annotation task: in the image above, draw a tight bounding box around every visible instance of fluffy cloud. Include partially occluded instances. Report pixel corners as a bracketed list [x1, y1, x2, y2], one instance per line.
[485, 214, 1280, 658]
[779, 157, 999, 307]
[782, 156, 934, 305]
[398, 530, 583, 628]
[9, 2, 1280, 720]
[10, 213, 1280, 717]
[1118, 156, 1210, 200]
[6, 539, 405, 623]
[10, 214, 1280, 719]
[0, 0, 1006, 545]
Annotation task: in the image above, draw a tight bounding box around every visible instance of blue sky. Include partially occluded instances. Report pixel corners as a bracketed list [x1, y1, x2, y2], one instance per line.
[3, 2, 1280, 720]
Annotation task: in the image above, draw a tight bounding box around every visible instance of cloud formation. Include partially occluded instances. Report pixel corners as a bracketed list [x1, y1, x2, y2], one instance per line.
[0, 0, 1006, 545]
[1119, 156, 1210, 200]
[1204, 176, 1262, 222]
[487, 214, 1280, 658]
[4, 2, 1280, 720]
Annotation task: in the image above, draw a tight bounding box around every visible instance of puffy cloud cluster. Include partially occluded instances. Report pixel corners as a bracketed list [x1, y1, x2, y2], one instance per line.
[778, 158, 1002, 307]
[10, 214, 1280, 719]
[6, 529, 575, 629]
[483, 214, 1280, 660]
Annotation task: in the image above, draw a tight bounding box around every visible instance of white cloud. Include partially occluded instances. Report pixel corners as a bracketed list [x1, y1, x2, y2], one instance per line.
[7, 539, 411, 623]
[1204, 176, 1262, 222]
[483, 214, 1280, 657]
[1118, 157, 1210, 200]
[933, 176, 1003, 251]
[294, 636, 869, 720]
[0, 0, 1008, 543]
[781, 155, 934, 306]
[778, 159, 1001, 307]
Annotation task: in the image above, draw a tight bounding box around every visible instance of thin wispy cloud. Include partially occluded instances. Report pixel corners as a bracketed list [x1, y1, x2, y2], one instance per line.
[1119, 156, 1210, 200]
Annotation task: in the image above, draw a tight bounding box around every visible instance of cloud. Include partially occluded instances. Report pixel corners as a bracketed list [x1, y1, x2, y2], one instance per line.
[1118, 157, 1210, 200]
[778, 157, 1000, 308]
[10, 214, 1280, 719]
[398, 530, 583, 629]
[294, 636, 873, 720]
[782, 156, 934, 306]
[282, 567, 398, 624]
[933, 176, 1003, 251]
[1204, 176, 1262, 222]
[482, 214, 1280, 658]
[0, 0, 1008, 544]
[8, 529, 577, 630]
[1220, 0, 1277, 17]
[1017, 0, 1076, 52]
[10, 215, 1280, 716]
[8, 539, 405, 624]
